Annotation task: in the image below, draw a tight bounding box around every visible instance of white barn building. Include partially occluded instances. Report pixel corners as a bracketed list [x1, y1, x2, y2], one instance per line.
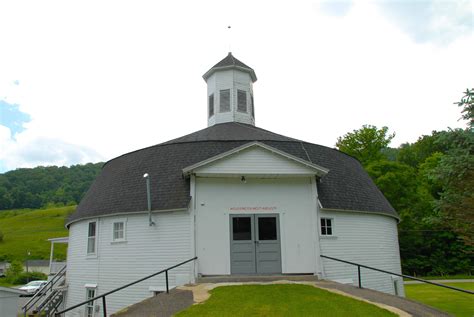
[63, 53, 404, 316]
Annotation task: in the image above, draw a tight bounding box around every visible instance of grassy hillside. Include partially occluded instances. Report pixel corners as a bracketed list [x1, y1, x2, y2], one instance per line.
[0, 206, 74, 262]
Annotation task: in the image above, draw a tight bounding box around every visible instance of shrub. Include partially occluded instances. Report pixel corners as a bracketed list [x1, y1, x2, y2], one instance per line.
[10, 271, 48, 285]
[5, 260, 23, 281]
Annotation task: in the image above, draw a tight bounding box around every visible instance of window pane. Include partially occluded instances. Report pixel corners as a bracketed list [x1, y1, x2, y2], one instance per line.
[220, 89, 230, 112]
[237, 90, 247, 112]
[114, 222, 124, 240]
[87, 237, 95, 253]
[86, 289, 95, 317]
[258, 217, 277, 240]
[321, 226, 326, 235]
[88, 222, 96, 237]
[208, 94, 214, 117]
[326, 219, 332, 228]
[327, 227, 332, 235]
[232, 217, 251, 240]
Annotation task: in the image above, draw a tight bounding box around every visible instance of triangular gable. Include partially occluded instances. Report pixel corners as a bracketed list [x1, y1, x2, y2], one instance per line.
[183, 142, 329, 177]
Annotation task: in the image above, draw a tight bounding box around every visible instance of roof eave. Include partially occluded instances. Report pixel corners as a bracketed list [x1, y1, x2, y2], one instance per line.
[202, 65, 257, 82]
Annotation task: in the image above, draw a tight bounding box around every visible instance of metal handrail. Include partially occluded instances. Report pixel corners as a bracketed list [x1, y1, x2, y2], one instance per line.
[321, 255, 474, 295]
[36, 288, 60, 315]
[22, 264, 67, 316]
[55, 256, 198, 316]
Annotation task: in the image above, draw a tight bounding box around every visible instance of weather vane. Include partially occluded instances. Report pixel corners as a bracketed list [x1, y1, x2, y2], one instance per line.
[228, 25, 232, 53]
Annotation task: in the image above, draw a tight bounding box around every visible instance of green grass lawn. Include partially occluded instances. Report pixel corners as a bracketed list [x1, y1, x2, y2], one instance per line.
[176, 284, 397, 317]
[403, 274, 473, 281]
[0, 206, 74, 261]
[405, 282, 474, 317]
[0, 277, 19, 288]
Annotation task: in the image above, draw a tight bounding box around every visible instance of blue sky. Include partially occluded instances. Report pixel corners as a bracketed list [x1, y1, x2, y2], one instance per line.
[0, 99, 31, 137]
[0, 0, 472, 173]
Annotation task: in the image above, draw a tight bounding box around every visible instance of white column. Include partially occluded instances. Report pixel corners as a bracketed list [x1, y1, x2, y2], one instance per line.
[49, 242, 54, 274]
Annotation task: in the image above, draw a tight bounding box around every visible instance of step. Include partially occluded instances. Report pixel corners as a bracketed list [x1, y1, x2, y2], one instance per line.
[197, 274, 319, 283]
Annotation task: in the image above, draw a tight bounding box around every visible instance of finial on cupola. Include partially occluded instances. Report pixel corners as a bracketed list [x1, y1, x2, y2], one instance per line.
[203, 53, 257, 127]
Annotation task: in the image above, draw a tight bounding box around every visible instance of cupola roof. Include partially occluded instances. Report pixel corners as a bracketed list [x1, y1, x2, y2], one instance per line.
[203, 52, 257, 82]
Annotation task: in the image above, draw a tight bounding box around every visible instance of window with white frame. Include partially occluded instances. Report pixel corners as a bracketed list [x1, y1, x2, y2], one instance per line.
[320, 218, 333, 236]
[87, 222, 97, 254]
[85, 288, 96, 317]
[113, 221, 126, 242]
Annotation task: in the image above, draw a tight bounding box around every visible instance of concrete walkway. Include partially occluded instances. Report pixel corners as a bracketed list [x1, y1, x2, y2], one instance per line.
[315, 280, 451, 317]
[111, 289, 194, 317]
[180, 280, 450, 317]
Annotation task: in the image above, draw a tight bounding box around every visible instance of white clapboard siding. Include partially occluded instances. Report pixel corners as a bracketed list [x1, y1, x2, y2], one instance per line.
[65, 211, 192, 316]
[195, 146, 316, 175]
[319, 210, 405, 296]
[195, 177, 319, 275]
[207, 69, 255, 127]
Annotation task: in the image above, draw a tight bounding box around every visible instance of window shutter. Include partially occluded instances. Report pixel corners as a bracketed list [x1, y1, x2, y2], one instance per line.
[220, 89, 230, 112]
[237, 90, 247, 112]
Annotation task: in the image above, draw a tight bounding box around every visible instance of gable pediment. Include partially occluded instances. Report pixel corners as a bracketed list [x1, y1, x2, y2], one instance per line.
[183, 142, 328, 177]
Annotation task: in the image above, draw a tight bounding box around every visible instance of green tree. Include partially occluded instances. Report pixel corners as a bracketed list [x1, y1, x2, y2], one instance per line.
[336, 121, 473, 275]
[366, 161, 418, 212]
[398, 131, 449, 168]
[0, 162, 103, 210]
[5, 260, 23, 282]
[430, 129, 474, 246]
[455, 88, 474, 128]
[336, 125, 395, 166]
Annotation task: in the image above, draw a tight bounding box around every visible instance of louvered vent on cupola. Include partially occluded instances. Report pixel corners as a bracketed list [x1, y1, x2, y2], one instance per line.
[203, 53, 257, 127]
[208, 94, 214, 118]
[220, 89, 231, 112]
[237, 90, 247, 112]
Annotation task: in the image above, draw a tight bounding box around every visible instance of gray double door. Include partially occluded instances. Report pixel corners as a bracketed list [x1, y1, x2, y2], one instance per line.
[230, 214, 282, 274]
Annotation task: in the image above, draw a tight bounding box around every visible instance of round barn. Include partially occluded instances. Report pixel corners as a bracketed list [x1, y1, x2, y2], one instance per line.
[64, 53, 404, 316]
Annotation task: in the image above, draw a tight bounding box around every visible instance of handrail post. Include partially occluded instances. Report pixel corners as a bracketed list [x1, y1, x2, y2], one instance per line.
[102, 296, 107, 317]
[165, 270, 169, 294]
[357, 265, 362, 288]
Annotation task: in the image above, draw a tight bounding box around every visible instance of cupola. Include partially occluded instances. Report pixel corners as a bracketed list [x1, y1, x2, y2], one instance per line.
[203, 53, 257, 127]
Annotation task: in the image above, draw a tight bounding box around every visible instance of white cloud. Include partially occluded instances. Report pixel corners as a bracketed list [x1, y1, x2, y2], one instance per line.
[0, 126, 104, 171]
[319, 0, 353, 16]
[0, 0, 472, 172]
[375, 0, 473, 45]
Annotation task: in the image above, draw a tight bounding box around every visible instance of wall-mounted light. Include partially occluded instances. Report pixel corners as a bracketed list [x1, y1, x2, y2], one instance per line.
[241, 176, 246, 183]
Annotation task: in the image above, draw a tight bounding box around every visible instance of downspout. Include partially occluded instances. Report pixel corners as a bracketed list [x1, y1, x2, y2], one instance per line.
[143, 173, 155, 226]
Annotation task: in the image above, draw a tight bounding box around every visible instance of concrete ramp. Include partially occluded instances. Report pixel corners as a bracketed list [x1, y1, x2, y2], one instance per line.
[111, 289, 193, 317]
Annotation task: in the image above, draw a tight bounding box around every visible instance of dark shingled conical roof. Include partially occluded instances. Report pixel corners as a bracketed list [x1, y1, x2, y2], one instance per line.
[203, 52, 257, 81]
[69, 122, 397, 225]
